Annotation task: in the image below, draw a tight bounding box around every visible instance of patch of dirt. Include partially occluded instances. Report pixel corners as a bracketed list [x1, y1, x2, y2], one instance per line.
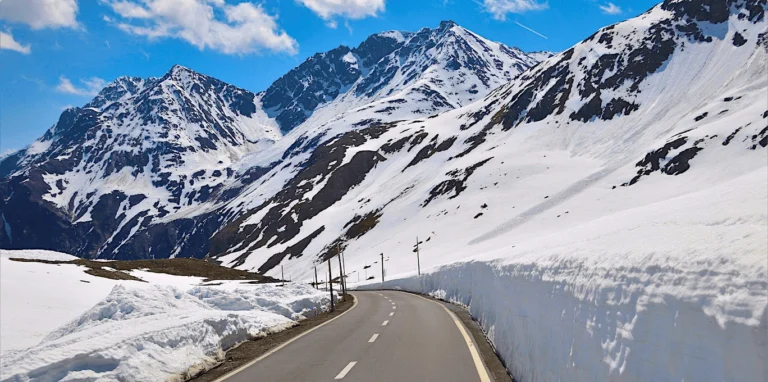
[9, 258, 277, 283]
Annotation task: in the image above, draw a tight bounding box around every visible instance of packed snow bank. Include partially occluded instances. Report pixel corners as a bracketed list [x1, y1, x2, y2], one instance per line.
[0, 250, 207, 353]
[0, 283, 332, 382]
[358, 169, 768, 381]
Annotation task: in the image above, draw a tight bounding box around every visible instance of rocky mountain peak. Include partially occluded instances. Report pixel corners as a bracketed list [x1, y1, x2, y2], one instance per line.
[85, 76, 147, 110]
[0, 21, 550, 261]
[438, 20, 458, 29]
[262, 21, 545, 133]
[661, 0, 764, 23]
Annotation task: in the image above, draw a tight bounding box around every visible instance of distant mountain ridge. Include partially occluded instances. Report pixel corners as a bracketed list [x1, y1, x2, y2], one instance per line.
[0, 21, 546, 259]
[261, 20, 547, 133]
[2, 0, 764, 273]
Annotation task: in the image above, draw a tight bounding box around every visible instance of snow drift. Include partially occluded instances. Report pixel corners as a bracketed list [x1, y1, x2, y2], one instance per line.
[0, 283, 333, 382]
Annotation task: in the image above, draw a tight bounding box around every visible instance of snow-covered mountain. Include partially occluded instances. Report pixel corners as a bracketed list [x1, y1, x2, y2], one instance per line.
[211, 0, 767, 380]
[262, 20, 543, 133]
[1, 0, 766, 380]
[0, 65, 283, 258]
[211, 0, 767, 277]
[0, 21, 544, 259]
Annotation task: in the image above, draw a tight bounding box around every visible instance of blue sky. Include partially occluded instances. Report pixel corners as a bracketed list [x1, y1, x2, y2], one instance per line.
[0, 0, 660, 153]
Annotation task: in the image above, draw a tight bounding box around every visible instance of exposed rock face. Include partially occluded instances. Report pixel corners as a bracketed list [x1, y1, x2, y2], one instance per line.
[1, 2, 765, 274]
[0, 65, 276, 259]
[208, 0, 766, 278]
[261, 21, 542, 133]
[0, 22, 546, 261]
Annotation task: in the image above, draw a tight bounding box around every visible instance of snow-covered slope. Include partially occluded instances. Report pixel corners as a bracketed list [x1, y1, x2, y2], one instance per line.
[0, 250, 333, 381]
[213, 0, 767, 276]
[262, 20, 540, 133]
[208, 0, 766, 379]
[0, 21, 543, 260]
[0, 65, 281, 259]
[0, 250, 204, 352]
[1, 0, 766, 380]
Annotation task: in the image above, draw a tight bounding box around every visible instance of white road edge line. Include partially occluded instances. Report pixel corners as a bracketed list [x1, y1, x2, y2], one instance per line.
[382, 320, 389, 326]
[368, 333, 379, 343]
[214, 294, 359, 382]
[412, 293, 492, 382]
[389, 312, 394, 316]
[335, 361, 357, 380]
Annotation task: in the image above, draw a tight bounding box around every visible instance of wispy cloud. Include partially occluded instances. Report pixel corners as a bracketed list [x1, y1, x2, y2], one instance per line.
[599, 2, 622, 15]
[20, 75, 45, 88]
[483, 0, 548, 21]
[514, 21, 548, 39]
[0, 30, 31, 54]
[56, 76, 107, 97]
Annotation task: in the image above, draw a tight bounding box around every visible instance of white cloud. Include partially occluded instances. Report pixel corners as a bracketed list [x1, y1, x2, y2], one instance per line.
[483, 0, 548, 20]
[0, 0, 79, 29]
[101, 0, 298, 55]
[599, 2, 622, 15]
[0, 30, 31, 54]
[56, 76, 107, 96]
[297, 0, 385, 20]
[20, 75, 45, 88]
[514, 21, 547, 39]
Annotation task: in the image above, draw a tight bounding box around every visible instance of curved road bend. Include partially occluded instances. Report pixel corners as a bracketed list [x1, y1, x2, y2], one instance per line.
[217, 291, 492, 382]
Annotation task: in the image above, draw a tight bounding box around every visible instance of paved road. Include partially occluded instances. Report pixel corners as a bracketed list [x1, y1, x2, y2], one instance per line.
[218, 290, 491, 382]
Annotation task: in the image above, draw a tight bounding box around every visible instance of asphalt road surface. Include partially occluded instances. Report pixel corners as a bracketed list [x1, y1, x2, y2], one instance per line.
[217, 290, 492, 382]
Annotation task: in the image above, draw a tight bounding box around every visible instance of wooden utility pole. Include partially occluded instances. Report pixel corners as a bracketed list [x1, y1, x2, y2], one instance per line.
[314, 266, 318, 290]
[341, 243, 348, 295]
[341, 249, 348, 288]
[337, 248, 346, 299]
[416, 237, 421, 276]
[281, 265, 285, 287]
[328, 258, 334, 312]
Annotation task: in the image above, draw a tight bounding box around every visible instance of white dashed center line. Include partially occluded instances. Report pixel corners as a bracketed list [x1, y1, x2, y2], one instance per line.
[393, 306, 397, 310]
[382, 320, 389, 326]
[334, 361, 357, 379]
[389, 312, 394, 316]
[368, 333, 379, 343]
